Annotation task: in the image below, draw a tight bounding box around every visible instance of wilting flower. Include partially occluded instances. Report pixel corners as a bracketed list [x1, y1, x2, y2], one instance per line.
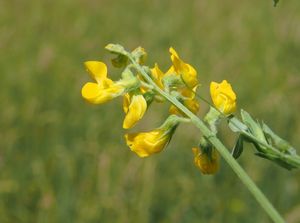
[167, 47, 198, 88]
[210, 80, 236, 115]
[81, 61, 125, 104]
[125, 115, 179, 157]
[123, 93, 147, 129]
[192, 147, 219, 174]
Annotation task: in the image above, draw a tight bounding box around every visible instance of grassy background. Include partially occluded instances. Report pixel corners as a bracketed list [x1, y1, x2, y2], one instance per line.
[1, 0, 300, 222]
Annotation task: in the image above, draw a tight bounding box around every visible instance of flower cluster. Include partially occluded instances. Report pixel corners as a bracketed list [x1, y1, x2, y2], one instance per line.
[81, 44, 237, 174]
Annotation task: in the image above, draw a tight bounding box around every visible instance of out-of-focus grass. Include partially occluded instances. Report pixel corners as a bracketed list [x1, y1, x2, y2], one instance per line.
[0, 0, 300, 222]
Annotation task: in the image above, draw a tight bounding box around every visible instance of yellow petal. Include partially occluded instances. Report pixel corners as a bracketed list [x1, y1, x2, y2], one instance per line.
[181, 64, 198, 88]
[169, 47, 183, 75]
[165, 65, 175, 75]
[169, 47, 179, 58]
[123, 93, 130, 113]
[179, 86, 196, 99]
[151, 63, 165, 89]
[81, 82, 123, 104]
[169, 105, 181, 116]
[192, 147, 199, 156]
[123, 95, 147, 129]
[81, 82, 102, 101]
[169, 99, 199, 116]
[125, 130, 169, 157]
[169, 48, 198, 88]
[84, 61, 107, 82]
[192, 147, 219, 175]
[210, 80, 237, 115]
[184, 99, 200, 114]
[219, 80, 237, 100]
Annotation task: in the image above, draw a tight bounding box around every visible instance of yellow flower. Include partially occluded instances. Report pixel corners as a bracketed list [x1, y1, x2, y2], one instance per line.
[81, 61, 124, 104]
[169, 86, 200, 116]
[168, 47, 198, 88]
[169, 99, 200, 116]
[210, 80, 237, 115]
[125, 115, 179, 157]
[123, 94, 147, 129]
[150, 63, 165, 89]
[125, 130, 170, 157]
[192, 147, 219, 175]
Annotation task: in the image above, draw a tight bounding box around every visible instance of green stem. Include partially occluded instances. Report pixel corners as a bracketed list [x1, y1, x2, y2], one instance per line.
[188, 85, 300, 168]
[189, 85, 300, 168]
[229, 117, 300, 167]
[128, 54, 285, 223]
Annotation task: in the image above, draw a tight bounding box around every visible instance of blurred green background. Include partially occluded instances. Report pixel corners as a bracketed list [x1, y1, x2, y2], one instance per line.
[1, 0, 300, 222]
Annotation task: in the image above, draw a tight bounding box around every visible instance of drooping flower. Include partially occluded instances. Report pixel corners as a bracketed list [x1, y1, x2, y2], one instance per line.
[192, 147, 219, 174]
[124, 115, 179, 157]
[167, 47, 198, 88]
[123, 93, 147, 129]
[81, 61, 125, 104]
[210, 80, 237, 115]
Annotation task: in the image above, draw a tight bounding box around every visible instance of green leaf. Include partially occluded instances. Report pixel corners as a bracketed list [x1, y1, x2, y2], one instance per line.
[241, 110, 267, 144]
[232, 135, 244, 159]
[255, 152, 295, 170]
[228, 116, 248, 133]
[262, 123, 296, 155]
[273, 0, 279, 7]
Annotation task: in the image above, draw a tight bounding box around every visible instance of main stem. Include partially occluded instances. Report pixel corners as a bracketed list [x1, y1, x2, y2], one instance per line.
[129, 56, 285, 223]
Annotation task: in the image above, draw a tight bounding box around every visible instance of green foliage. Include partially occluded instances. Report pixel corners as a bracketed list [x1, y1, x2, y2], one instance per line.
[232, 135, 244, 159]
[232, 110, 300, 170]
[1, 0, 300, 222]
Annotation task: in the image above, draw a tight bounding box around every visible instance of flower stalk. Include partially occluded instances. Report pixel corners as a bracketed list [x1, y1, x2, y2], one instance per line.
[126, 52, 285, 223]
[81, 44, 299, 223]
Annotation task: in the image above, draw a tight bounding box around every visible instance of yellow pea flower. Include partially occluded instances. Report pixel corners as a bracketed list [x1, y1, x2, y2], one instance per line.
[125, 115, 179, 157]
[169, 99, 200, 116]
[168, 47, 198, 88]
[125, 130, 170, 157]
[210, 80, 237, 115]
[169, 86, 200, 116]
[123, 94, 147, 129]
[81, 61, 124, 104]
[192, 147, 219, 175]
[150, 63, 165, 89]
